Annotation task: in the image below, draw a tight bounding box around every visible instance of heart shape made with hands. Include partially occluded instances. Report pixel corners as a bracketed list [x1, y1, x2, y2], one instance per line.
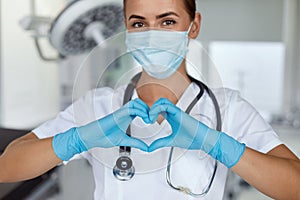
[124, 98, 205, 153]
[119, 98, 246, 169]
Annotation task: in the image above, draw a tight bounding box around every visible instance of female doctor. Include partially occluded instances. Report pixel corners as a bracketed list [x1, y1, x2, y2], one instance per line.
[1, 0, 300, 199]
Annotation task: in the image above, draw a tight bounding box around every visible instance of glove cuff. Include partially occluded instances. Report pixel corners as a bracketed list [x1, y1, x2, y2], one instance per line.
[52, 128, 88, 161]
[205, 130, 246, 168]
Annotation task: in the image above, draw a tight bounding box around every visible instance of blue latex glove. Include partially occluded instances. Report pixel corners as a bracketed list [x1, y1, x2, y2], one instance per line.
[148, 98, 246, 168]
[52, 98, 150, 161]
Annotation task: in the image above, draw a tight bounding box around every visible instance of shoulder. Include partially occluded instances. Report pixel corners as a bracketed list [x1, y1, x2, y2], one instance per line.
[82, 86, 117, 103]
[210, 87, 261, 123]
[204, 87, 282, 152]
[32, 85, 128, 139]
[210, 87, 264, 133]
[191, 83, 253, 117]
[77, 85, 127, 108]
[210, 87, 243, 111]
[73, 85, 128, 118]
[190, 85, 240, 130]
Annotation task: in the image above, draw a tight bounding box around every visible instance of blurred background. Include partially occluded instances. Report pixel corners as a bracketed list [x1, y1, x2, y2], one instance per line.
[0, 0, 299, 199]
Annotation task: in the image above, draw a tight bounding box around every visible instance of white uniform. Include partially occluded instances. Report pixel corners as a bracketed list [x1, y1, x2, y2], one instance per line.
[33, 82, 282, 200]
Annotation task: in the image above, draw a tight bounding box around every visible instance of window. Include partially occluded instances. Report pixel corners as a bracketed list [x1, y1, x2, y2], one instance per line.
[209, 42, 285, 119]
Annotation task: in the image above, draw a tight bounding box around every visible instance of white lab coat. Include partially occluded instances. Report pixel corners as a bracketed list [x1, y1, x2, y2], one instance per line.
[33, 82, 282, 200]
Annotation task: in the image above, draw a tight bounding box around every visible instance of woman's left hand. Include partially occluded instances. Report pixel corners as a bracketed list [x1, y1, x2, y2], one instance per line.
[148, 98, 210, 151]
[148, 98, 246, 168]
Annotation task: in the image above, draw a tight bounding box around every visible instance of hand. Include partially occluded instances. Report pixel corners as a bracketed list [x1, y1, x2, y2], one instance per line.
[52, 98, 150, 161]
[148, 98, 246, 168]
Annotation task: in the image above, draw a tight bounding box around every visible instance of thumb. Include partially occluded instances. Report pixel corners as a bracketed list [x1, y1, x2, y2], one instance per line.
[148, 135, 173, 152]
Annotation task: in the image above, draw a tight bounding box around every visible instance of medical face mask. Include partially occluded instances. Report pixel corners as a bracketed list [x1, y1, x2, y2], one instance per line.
[125, 24, 192, 79]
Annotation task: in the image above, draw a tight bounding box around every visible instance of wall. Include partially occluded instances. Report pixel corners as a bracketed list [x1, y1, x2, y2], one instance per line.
[281, 0, 300, 111]
[0, 0, 2, 124]
[297, 0, 300, 108]
[197, 0, 283, 42]
[0, 0, 64, 129]
[195, 0, 300, 115]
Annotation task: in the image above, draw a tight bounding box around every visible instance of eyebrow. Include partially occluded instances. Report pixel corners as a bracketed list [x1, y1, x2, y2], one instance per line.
[157, 12, 179, 19]
[128, 12, 179, 20]
[128, 15, 146, 20]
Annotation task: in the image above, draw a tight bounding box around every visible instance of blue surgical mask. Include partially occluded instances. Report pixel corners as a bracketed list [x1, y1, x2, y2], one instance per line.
[125, 24, 193, 79]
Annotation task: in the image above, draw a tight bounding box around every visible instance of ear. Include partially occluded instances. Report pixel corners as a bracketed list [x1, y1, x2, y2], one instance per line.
[189, 12, 202, 39]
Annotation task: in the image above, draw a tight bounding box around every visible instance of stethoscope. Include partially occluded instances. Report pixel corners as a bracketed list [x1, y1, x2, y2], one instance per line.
[113, 72, 221, 197]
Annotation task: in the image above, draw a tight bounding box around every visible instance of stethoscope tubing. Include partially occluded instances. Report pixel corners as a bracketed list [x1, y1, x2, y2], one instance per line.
[114, 73, 222, 197]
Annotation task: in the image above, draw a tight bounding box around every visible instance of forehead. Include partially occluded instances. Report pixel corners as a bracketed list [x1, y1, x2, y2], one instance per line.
[124, 0, 186, 17]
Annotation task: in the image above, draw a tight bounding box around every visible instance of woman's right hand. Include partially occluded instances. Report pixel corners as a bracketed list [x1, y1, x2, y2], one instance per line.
[52, 98, 150, 161]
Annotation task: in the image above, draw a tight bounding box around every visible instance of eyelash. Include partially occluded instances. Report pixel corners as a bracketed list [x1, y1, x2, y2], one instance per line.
[162, 19, 176, 26]
[131, 19, 177, 28]
[132, 22, 145, 28]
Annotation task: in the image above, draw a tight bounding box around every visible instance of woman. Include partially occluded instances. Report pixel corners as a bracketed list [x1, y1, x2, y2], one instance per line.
[0, 0, 299, 199]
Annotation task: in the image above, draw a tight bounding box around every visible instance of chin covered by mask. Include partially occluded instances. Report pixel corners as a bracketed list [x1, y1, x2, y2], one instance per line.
[125, 24, 192, 79]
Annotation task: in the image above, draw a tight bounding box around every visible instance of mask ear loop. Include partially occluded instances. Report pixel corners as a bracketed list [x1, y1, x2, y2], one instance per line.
[187, 22, 194, 35]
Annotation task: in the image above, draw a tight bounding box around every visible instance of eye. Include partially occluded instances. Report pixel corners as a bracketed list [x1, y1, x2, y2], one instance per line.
[162, 19, 176, 26]
[132, 21, 145, 28]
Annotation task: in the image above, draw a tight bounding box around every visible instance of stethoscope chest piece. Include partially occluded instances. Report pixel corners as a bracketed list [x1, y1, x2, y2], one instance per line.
[112, 73, 220, 196]
[113, 156, 135, 181]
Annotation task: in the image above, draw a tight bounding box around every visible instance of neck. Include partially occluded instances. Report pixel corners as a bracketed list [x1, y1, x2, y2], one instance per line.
[136, 65, 191, 107]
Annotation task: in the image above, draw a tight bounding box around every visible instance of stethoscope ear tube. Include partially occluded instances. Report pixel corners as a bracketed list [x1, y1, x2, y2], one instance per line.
[165, 75, 221, 196]
[113, 74, 141, 181]
[113, 73, 221, 191]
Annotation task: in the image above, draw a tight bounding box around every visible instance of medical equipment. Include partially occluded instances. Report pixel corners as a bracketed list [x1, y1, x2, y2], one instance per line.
[20, 0, 124, 60]
[50, 0, 124, 56]
[113, 152, 135, 181]
[125, 23, 192, 79]
[112, 74, 141, 181]
[113, 73, 221, 197]
[20, 0, 126, 108]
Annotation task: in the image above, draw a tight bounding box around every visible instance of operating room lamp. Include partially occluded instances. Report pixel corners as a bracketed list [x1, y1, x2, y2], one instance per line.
[50, 0, 124, 56]
[20, 0, 124, 60]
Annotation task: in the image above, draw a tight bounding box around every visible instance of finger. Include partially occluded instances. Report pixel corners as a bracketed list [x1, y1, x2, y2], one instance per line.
[151, 98, 173, 108]
[119, 136, 149, 152]
[131, 99, 151, 123]
[148, 135, 174, 152]
[127, 107, 149, 119]
[109, 101, 149, 134]
[108, 109, 145, 133]
[116, 103, 148, 121]
[130, 99, 149, 113]
[133, 98, 150, 110]
[149, 104, 178, 123]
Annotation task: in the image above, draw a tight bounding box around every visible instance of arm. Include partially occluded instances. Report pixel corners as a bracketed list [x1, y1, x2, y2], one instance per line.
[232, 144, 300, 200]
[148, 98, 300, 200]
[0, 99, 150, 183]
[0, 132, 61, 183]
